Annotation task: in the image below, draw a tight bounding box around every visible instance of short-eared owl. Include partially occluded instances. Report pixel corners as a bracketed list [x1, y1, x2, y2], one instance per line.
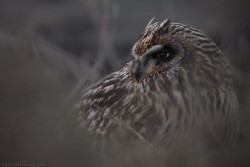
[76, 19, 238, 150]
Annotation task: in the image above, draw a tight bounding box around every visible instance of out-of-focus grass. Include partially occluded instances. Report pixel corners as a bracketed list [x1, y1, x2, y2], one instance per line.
[0, 0, 250, 166]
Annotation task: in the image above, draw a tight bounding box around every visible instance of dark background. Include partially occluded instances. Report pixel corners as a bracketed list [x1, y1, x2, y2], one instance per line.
[0, 0, 250, 166]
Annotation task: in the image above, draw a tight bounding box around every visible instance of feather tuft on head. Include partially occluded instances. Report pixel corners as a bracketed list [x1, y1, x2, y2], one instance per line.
[146, 17, 155, 27]
[158, 19, 171, 32]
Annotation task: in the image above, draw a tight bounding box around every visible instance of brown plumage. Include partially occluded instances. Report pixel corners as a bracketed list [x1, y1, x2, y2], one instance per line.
[76, 19, 238, 150]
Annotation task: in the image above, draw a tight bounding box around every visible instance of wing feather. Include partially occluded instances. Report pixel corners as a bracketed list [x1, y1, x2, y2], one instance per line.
[76, 66, 146, 139]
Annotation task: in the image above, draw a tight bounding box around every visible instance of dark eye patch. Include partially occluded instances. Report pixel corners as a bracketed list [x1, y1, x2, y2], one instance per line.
[150, 45, 175, 63]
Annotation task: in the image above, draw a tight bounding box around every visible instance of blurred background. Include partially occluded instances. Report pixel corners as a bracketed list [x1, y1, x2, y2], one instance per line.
[0, 0, 250, 166]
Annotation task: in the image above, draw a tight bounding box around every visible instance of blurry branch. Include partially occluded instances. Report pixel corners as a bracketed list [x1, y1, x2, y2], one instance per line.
[78, 0, 100, 27]
[0, 26, 81, 81]
[37, 36, 87, 79]
[72, 0, 121, 97]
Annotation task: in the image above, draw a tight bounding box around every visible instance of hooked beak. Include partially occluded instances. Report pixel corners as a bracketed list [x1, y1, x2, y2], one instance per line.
[134, 63, 146, 82]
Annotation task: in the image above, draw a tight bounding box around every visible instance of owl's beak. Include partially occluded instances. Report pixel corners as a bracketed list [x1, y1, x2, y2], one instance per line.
[134, 63, 146, 82]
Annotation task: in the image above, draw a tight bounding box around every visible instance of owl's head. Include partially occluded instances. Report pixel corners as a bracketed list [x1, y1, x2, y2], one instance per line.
[130, 19, 230, 88]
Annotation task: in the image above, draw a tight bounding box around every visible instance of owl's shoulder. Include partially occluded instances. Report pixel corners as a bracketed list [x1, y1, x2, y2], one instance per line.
[77, 65, 131, 110]
[76, 65, 138, 137]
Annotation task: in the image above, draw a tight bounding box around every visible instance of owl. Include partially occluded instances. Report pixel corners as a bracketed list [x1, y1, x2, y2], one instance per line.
[76, 19, 238, 151]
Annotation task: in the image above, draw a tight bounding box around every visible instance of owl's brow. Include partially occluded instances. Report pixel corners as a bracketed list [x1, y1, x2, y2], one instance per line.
[144, 45, 165, 57]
